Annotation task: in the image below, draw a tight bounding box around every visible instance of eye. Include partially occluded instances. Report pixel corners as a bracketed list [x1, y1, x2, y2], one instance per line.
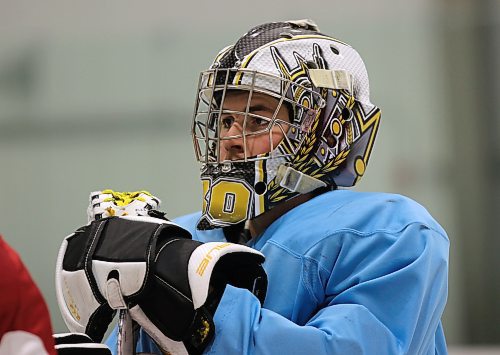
[221, 116, 234, 129]
[255, 117, 267, 126]
[249, 116, 269, 130]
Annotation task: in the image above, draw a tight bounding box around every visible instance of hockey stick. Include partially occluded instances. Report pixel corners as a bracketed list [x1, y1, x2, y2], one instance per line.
[117, 309, 135, 355]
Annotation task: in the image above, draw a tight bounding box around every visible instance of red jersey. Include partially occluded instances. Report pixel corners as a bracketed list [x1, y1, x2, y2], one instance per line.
[0, 236, 56, 355]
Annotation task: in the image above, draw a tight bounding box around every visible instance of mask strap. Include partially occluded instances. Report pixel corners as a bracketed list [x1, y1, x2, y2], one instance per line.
[308, 69, 353, 94]
[276, 165, 326, 194]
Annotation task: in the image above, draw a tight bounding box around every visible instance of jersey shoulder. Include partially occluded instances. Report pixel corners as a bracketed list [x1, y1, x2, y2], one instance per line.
[325, 190, 447, 236]
[260, 190, 447, 252]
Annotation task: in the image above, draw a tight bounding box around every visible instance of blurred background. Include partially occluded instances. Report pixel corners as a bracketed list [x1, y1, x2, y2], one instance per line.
[0, 0, 498, 351]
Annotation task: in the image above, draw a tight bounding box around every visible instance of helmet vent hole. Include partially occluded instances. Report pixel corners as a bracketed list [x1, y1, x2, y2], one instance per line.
[279, 32, 293, 39]
[342, 108, 352, 121]
[330, 45, 340, 55]
[326, 135, 337, 148]
[254, 182, 267, 195]
[306, 61, 318, 69]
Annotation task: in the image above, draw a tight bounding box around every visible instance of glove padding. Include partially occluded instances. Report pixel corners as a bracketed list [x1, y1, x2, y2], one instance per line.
[134, 240, 267, 355]
[56, 215, 190, 341]
[56, 216, 267, 355]
[53, 333, 111, 355]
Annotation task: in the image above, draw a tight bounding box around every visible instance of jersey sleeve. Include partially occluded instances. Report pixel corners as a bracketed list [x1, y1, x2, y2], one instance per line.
[205, 223, 449, 354]
[0, 237, 56, 355]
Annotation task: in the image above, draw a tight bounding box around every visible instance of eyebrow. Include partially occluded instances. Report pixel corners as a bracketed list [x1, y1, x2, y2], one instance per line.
[221, 102, 276, 113]
[248, 104, 274, 112]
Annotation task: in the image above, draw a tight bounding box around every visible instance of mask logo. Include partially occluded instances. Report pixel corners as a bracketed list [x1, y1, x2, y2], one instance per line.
[201, 177, 254, 227]
[266, 43, 332, 203]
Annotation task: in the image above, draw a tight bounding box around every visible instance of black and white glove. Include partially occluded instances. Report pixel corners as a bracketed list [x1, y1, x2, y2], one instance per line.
[53, 333, 111, 355]
[56, 216, 267, 355]
[134, 233, 267, 355]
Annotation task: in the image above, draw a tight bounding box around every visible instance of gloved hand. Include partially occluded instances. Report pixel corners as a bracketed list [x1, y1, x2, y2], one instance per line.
[55, 189, 165, 355]
[56, 189, 162, 341]
[56, 216, 267, 355]
[53, 333, 111, 355]
[133, 235, 268, 355]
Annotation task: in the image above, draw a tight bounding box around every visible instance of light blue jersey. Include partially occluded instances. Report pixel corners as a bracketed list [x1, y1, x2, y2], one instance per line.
[106, 190, 449, 354]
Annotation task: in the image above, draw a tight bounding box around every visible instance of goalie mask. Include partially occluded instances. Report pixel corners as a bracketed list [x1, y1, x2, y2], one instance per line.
[192, 20, 381, 230]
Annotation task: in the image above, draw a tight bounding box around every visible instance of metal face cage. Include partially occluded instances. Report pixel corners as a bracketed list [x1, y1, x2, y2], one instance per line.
[192, 68, 325, 165]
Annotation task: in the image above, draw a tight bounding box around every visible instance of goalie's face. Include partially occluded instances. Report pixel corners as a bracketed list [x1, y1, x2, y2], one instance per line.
[218, 91, 291, 161]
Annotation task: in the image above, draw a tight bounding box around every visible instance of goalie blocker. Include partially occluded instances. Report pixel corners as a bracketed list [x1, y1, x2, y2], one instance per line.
[55, 215, 267, 355]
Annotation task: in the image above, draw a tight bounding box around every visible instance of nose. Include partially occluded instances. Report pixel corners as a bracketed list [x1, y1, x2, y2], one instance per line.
[220, 119, 245, 160]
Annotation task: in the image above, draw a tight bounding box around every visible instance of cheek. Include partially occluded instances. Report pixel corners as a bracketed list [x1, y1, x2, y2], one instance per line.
[251, 130, 284, 154]
[244, 135, 269, 156]
[271, 128, 286, 147]
[245, 128, 287, 156]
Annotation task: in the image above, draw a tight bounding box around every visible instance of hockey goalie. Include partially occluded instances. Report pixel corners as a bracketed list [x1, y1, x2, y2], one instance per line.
[54, 19, 448, 355]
